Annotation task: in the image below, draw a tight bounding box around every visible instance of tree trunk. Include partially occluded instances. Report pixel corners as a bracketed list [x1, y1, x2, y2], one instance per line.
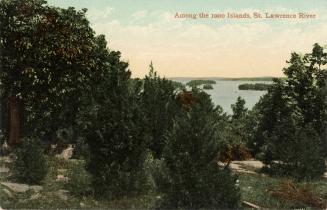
[8, 96, 20, 146]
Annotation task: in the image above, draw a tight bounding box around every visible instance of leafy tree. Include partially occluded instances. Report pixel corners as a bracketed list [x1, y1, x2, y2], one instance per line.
[254, 44, 327, 180]
[159, 89, 240, 208]
[0, 0, 96, 145]
[141, 62, 178, 158]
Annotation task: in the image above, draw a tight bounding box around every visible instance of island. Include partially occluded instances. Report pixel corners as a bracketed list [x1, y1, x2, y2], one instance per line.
[203, 84, 214, 89]
[238, 83, 272, 91]
[186, 79, 216, 87]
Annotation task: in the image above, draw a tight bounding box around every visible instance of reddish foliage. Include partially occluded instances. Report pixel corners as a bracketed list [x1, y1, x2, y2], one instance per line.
[177, 90, 196, 110]
[268, 180, 327, 209]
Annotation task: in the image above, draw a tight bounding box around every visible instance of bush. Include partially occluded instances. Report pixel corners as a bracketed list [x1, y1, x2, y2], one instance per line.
[158, 90, 240, 209]
[261, 124, 326, 180]
[71, 138, 89, 160]
[66, 161, 92, 196]
[12, 138, 48, 184]
[219, 143, 252, 162]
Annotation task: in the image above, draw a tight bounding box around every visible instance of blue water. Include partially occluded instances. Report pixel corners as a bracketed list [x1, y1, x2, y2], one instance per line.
[173, 79, 271, 114]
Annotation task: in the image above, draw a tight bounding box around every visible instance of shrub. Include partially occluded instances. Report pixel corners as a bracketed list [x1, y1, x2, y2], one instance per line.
[66, 161, 92, 196]
[12, 138, 48, 184]
[158, 90, 240, 209]
[71, 138, 89, 160]
[219, 143, 252, 162]
[262, 124, 325, 180]
[268, 180, 326, 209]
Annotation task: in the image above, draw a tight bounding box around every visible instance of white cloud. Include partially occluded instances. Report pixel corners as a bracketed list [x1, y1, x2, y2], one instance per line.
[87, 6, 114, 21]
[91, 10, 327, 77]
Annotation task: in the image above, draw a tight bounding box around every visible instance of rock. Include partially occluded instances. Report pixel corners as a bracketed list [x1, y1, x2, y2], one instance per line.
[0, 156, 13, 163]
[1, 182, 42, 193]
[55, 144, 74, 159]
[2, 188, 14, 198]
[0, 166, 9, 173]
[55, 189, 69, 201]
[80, 202, 86, 208]
[56, 174, 68, 182]
[30, 193, 41, 200]
[29, 185, 43, 192]
[1, 182, 29, 193]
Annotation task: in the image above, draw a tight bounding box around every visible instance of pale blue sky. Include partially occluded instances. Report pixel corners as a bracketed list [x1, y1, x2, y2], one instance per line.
[47, 0, 327, 77]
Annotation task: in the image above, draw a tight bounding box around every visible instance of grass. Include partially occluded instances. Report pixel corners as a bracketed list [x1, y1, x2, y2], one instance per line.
[1, 156, 326, 209]
[238, 172, 327, 209]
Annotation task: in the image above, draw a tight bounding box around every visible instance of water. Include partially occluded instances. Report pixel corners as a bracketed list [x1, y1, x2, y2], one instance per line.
[173, 79, 272, 114]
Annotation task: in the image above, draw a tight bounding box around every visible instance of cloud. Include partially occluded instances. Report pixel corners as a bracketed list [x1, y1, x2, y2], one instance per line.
[91, 10, 327, 78]
[87, 6, 114, 21]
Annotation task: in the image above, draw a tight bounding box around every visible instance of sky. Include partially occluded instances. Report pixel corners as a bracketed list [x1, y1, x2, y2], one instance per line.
[46, 0, 327, 78]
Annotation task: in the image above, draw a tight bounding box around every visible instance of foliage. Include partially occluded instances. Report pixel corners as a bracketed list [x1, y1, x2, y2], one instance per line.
[253, 44, 327, 180]
[78, 38, 152, 198]
[268, 180, 326, 209]
[159, 89, 240, 209]
[66, 161, 92, 196]
[231, 96, 248, 120]
[12, 137, 48, 184]
[0, 0, 99, 144]
[141, 62, 179, 158]
[238, 83, 272, 91]
[218, 96, 253, 162]
[71, 137, 89, 160]
[203, 84, 213, 89]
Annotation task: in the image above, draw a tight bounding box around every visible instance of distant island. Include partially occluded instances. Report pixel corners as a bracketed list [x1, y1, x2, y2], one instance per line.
[238, 83, 272, 91]
[186, 80, 216, 87]
[170, 77, 284, 82]
[203, 84, 214, 89]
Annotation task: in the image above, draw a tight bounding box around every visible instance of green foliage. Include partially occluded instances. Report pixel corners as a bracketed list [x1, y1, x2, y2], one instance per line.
[0, 0, 99, 143]
[66, 161, 92, 196]
[71, 138, 89, 160]
[79, 43, 152, 198]
[238, 83, 272, 91]
[254, 44, 327, 180]
[202, 84, 213, 89]
[141, 62, 180, 159]
[12, 138, 48, 184]
[159, 89, 240, 208]
[186, 79, 216, 87]
[231, 96, 247, 120]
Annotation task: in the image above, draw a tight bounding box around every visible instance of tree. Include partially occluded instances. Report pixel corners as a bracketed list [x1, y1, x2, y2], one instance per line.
[0, 0, 96, 146]
[141, 62, 178, 158]
[254, 44, 327, 180]
[79, 37, 152, 198]
[219, 96, 252, 162]
[159, 89, 240, 208]
[231, 96, 247, 120]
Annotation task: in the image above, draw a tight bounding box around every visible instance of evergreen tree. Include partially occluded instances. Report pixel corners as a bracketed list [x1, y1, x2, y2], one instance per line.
[80, 37, 151, 198]
[231, 96, 247, 120]
[142, 62, 178, 158]
[159, 89, 240, 208]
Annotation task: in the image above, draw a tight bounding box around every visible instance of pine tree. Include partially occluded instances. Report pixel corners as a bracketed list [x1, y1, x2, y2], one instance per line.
[80, 38, 151, 197]
[159, 89, 240, 208]
[142, 62, 178, 158]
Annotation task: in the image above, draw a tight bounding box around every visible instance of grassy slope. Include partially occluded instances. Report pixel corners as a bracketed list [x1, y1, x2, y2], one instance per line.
[0, 157, 326, 209]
